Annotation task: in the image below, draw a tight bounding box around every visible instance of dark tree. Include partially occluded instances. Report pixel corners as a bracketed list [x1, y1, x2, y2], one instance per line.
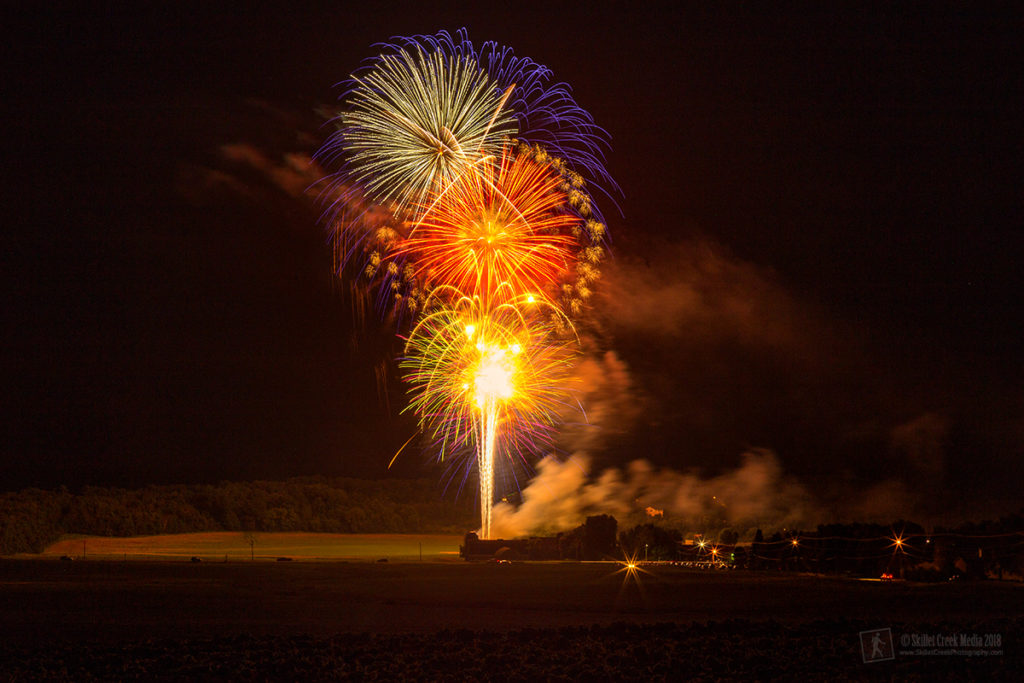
[618, 523, 681, 561]
[582, 515, 618, 560]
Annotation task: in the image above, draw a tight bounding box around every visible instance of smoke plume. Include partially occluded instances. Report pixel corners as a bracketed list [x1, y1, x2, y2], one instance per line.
[491, 450, 818, 540]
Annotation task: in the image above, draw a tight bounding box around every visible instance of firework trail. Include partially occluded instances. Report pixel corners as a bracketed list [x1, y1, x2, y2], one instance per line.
[318, 29, 616, 538]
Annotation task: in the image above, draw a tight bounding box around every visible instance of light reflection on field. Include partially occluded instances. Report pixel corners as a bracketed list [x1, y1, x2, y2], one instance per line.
[42, 532, 463, 561]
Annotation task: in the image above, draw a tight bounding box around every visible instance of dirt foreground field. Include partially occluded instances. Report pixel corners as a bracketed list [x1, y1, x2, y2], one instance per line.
[3, 559, 1023, 641]
[1, 558, 1021, 679]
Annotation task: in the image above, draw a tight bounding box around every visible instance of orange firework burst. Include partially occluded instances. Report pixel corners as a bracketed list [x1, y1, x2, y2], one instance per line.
[394, 146, 579, 303]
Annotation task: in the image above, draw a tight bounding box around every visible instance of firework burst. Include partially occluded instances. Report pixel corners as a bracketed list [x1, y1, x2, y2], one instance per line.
[318, 29, 616, 539]
[320, 43, 517, 219]
[394, 145, 579, 305]
[385, 29, 620, 220]
[401, 288, 575, 537]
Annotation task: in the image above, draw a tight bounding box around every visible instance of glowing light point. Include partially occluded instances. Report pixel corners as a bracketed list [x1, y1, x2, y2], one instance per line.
[474, 353, 515, 403]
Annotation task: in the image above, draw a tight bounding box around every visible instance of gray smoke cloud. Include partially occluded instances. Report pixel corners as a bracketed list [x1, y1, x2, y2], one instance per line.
[490, 236, 974, 538]
[490, 449, 949, 540]
[491, 450, 819, 540]
[889, 412, 948, 486]
[557, 349, 644, 454]
[218, 145, 321, 198]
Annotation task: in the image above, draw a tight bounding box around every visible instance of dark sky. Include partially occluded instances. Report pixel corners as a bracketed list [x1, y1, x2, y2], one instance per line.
[4, 3, 1022, 517]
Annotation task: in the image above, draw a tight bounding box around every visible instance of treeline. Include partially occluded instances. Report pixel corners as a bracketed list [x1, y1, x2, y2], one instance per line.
[0, 477, 477, 555]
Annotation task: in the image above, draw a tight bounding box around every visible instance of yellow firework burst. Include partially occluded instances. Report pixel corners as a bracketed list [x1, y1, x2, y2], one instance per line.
[338, 46, 517, 217]
[401, 287, 575, 537]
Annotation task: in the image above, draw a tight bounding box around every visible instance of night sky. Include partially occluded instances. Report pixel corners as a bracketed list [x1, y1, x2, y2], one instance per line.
[4, 4, 1022, 519]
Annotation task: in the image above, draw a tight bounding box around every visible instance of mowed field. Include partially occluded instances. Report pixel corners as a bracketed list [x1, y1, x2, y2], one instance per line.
[41, 532, 462, 561]
[1, 556, 1021, 679]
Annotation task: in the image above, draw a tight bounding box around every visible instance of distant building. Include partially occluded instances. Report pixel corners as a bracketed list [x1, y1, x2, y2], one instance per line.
[460, 532, 562, 561]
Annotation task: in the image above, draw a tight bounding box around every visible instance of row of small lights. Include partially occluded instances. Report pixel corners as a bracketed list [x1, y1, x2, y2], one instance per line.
[691, 534, 911, 554]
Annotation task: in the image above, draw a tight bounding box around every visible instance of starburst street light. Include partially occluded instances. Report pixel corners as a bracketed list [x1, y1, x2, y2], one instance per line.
[615, 551, 651, 584]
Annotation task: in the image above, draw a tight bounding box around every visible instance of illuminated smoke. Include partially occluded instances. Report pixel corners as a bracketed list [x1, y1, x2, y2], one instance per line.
[490, 450, 818, 539]
[490, 447, 958, 539]
[557, 349, 643, 454]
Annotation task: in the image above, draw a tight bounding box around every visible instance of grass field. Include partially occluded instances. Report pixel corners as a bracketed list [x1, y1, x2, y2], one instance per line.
[42, 532, 463, 561]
